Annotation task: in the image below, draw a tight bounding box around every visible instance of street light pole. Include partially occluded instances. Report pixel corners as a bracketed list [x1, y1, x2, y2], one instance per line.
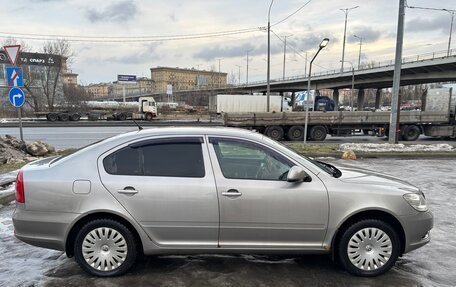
[353, 34, 364, 69]
[267, 0, 274, 112]
[447, 11, 455, 56]
[340, 6, 359, 72]
[304, 38, 330, 144]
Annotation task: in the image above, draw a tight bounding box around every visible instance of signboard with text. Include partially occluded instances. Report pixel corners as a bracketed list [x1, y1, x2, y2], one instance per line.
[117, 74, 137, 83]
[0, 51, 61, 67]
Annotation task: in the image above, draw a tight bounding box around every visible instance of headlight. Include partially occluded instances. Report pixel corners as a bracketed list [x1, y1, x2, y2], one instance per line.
[403, 193, 428, 212]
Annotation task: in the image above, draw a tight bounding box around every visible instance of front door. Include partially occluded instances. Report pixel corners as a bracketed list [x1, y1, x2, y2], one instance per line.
[98, 136, 219, 248]
[207, 136, 329, 249]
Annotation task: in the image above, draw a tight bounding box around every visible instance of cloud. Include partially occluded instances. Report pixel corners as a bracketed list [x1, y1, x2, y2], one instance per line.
[106, 44, 160, 64]
[193, 43, 260, 61]
[347, 26, 382, 43]
[86, 0, 138, 23]
[290, 33, 339, 52]
[406, 16, 449, 33]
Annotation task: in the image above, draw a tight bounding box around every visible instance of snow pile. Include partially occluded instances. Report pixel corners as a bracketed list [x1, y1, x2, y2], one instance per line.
[339, 143, 454, 153]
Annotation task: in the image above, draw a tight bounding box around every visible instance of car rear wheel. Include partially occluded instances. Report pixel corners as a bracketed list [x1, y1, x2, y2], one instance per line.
[74, 219, 137, 277]
[338, 219, 400, 276]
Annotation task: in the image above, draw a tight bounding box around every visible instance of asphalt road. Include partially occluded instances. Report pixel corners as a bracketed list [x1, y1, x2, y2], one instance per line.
[1, 126, 454, 149]
[0, 158, 455, 287]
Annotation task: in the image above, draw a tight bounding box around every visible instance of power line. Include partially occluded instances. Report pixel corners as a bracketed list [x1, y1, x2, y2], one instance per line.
[271, 30, 329, 71]
[0, 28, 263, 43]
[272, 0, 313, 27]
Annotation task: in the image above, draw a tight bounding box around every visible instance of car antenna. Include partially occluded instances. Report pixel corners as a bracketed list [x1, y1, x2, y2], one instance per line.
[133, 120, 143, 131]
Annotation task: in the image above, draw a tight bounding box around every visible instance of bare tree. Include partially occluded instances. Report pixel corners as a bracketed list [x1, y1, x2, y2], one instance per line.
[39, 39, 73, 111]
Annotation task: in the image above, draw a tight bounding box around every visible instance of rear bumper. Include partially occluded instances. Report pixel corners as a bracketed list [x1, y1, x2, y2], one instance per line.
[12, 207, 79, 251]
[401, 210, 434, 253]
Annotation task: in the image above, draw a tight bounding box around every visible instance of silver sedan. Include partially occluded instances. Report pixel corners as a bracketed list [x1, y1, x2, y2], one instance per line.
[12, 127, 433, 277]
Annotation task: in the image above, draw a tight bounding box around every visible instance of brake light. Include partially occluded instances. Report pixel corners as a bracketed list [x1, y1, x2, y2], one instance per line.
[16, 170, 25, 203]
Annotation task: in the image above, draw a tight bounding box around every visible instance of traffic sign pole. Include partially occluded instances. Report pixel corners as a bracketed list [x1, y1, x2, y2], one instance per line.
[18, 107, 23, 142]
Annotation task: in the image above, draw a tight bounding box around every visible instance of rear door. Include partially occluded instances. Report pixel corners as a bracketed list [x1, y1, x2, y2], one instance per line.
[98, 136, 219, 248]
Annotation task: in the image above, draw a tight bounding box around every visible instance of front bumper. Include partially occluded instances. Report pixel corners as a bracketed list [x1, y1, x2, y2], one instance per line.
[401, 210, 434, 253]
[12, 206, 79, 251]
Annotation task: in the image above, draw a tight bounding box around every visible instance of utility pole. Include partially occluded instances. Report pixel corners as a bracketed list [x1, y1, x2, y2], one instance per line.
[235, 65, 241, 85]
[340, 6, 359, 72]
[282, 35, 292, 80]
[389, 0, 405, 144]
[267, 0, 274, 112]
[216, 58, 223, 87]
[246, 50, 252, 85]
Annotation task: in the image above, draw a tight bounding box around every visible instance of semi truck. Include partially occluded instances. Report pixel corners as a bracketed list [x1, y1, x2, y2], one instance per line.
[223, 88, 456, 141]
[209, 94, 293, 114]
[35, 96, 157, 121]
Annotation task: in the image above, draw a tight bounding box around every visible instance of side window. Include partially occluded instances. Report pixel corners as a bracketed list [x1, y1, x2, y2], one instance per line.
[103, 146, 141, 176]
[142, 142, 204, 177]
[210, 138, 292, 181]
[103, 138, 205, 178]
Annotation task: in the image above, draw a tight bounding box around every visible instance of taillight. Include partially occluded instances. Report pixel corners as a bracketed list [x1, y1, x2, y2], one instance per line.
[16, 170, 25, 203]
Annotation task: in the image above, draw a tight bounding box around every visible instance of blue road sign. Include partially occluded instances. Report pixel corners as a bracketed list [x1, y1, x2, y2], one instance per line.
[117, 74, 136, 82]
[6, 67, 23, 87]
[9, 87, 25, 107]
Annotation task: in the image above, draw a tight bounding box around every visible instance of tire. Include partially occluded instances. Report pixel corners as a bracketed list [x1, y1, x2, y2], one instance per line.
[59, 113, 69, 121]
[337, 219, 400, 277]
[74, 219, 137, 277]
[118, 113, 127, 121]
[145, 113, 153, 121]
[265, 125, 284, 141]
[287, 126, 304, 141]
[47, 113, 58, 122]
[309, 125, 327, 141]
[70, 113, 81, 121]
[401, 125, 420, 141]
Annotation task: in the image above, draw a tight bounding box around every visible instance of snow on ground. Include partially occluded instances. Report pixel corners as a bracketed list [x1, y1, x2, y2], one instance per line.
[339, 143, 454, 152]
[0, 203, 65, 287]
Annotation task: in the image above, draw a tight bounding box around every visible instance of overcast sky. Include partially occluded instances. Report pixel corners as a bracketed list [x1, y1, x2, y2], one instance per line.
[2, 0, 456, 84]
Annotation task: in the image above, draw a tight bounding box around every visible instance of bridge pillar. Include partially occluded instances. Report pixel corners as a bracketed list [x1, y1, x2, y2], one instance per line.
[375, 89, 382, 109]
[332, 89, 339, 111]
[357, 89, 365, 111]
[290, 92, 296, 108]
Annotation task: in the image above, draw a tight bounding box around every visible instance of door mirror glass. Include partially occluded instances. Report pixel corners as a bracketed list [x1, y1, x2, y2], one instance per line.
[287, 166, 311, 182]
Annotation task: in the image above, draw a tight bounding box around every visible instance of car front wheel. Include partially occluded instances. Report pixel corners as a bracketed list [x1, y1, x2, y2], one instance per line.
[338, 219, 400, 276]
[74, 219, 137, 277]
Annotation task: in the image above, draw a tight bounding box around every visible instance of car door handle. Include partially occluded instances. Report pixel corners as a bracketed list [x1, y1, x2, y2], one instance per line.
[221, 189, 242, 197]
[117, 187, 139, 195]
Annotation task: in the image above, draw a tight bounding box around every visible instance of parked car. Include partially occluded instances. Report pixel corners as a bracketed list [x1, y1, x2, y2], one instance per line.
[13, 127, 433, 277]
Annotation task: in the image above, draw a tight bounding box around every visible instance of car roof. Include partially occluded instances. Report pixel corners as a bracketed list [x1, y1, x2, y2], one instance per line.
[111, 126, 263, 142]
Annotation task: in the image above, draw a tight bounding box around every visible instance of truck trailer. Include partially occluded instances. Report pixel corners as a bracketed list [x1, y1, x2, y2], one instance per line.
[209, 94, 292, 114]
[223, 88, 456, 141]
[35, 97, 157, 122]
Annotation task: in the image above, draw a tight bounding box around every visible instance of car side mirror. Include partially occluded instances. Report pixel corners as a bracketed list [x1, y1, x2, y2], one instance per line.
[287, 166, 311, 182]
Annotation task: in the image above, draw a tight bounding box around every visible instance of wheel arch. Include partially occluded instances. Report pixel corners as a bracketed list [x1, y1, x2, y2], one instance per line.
[330, 209, 406, 260]
[65, 211, 144, 258]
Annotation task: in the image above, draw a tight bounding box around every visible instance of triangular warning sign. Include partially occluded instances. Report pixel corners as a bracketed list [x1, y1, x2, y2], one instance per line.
[3, 45, 21, 66]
